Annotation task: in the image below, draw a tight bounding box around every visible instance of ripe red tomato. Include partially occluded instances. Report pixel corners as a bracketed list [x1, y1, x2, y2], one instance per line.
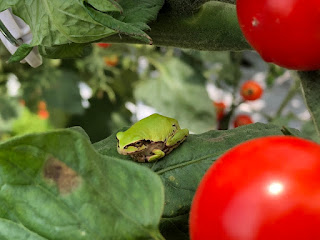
[233, 114, 253, 128]
[240, 80, 263, 101]
[96, 43, 111, 48]
[213, 101, 226, 121]
[236, 0, 320, 70]
[189, 136, 320, 240]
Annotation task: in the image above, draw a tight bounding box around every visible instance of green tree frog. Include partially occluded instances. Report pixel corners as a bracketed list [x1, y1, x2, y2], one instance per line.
[116, 114, 189, 162]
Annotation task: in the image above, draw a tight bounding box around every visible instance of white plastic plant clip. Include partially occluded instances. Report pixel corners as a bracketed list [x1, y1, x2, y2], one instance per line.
[0, 9, 42, 68]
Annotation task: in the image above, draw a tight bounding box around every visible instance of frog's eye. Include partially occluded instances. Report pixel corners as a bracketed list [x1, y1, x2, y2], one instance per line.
[135, 141, 143, 147]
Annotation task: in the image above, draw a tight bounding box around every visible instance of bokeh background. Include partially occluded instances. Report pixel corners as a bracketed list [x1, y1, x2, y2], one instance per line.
[0, 43, 317, 143]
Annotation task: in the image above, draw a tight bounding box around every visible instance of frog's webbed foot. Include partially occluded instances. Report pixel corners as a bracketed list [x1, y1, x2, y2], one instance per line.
[166, 128, 189, 147]
[146, 149, 165, 162]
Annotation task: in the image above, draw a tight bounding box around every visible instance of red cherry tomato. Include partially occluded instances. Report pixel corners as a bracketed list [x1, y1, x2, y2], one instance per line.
[213, 101, 226, 121]
[240, 80, 263, 101]
[233, 114, 253, 128]
[190, 136, 320, 240]
[96, 43, 111, 48]
[38, 109, 49, 119]
[236, 0, 320, 70]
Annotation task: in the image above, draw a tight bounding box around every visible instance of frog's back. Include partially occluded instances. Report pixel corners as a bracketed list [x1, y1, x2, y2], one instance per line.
[128, 113, 178, 141]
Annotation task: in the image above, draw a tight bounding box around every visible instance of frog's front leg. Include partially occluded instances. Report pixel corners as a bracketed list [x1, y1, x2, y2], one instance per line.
[166, 128, 189, 147]
[147, 149, 165, 162]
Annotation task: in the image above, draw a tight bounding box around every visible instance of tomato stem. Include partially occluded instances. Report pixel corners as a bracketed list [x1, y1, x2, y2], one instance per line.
[275, 73, 300, 118]
[102, 2, 249, 51]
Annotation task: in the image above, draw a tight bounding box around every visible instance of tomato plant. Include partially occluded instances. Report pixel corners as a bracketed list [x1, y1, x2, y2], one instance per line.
[190, 136, 320, 240]
[236, 0, 320, 70]
[1, 1, 320, 239]
[240, 80, 263, 101]
[233, 114, 253, 128]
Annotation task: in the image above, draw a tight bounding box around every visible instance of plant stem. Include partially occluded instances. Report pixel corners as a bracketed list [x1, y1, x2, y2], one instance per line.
[218, 52, 243, 130]
[105, 1, 250, 51]
[275, 74, 301, 118]
[218, 100, 244, 130]
[298, 70, 320, 136]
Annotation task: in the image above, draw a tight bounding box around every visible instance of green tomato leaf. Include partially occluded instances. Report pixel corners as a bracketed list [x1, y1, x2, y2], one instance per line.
[298, 71, 320, 136]
[134, 57, 216, 133]
[301, 120, 320, 143]
[8, 44, 33, 63]
[38, 43, 92, 59]
[82, 0, 164, 44]
[1, 0, 163, 61]
[94, 123, 303, 239]
[0, 219, 46, 240]
[105, 1, 250, 51]
[2, 0, 248, 59]
[83, 2, 151, 44]
[69, 126, 91, 142]
[0, 0, 116, 46]
[86, 0, 123, 13]
[0, 129, 164, 239]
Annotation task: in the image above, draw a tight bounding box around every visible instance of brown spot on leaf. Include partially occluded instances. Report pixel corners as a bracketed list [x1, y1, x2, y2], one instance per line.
[44, 157, 81, 195]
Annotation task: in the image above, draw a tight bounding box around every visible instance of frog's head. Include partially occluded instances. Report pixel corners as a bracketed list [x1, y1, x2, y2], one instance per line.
[116, 131, 148, 155]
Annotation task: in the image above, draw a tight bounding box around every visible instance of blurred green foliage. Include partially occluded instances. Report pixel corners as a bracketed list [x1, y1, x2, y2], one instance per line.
[0, 42, 314, 143]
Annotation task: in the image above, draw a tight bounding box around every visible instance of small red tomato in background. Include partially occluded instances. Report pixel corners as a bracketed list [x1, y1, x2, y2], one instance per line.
[233, 114, 253, 128]
[38, 109, 49, 119]
[104, 55, 119, 67]
[38, 100, 47, 110]
[96, 43, 111, 48]
[37, 100, 49, 119]
[236, 0, 320, 70]
[213, 101, 226, 121]
[240, 80, 263, 101]
[189, 136, 320, 240]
